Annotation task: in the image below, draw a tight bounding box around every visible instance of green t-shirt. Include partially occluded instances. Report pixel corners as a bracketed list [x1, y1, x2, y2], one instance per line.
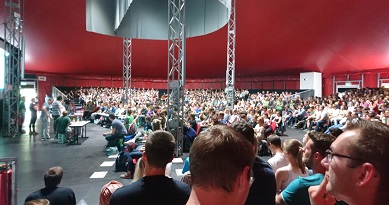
[281, 173, 324, 205]
[19, 100, 26, 115]
[55, 116, 71, 134]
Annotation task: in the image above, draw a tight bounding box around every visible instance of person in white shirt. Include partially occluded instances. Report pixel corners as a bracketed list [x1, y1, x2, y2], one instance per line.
[267, 134, 289, 172]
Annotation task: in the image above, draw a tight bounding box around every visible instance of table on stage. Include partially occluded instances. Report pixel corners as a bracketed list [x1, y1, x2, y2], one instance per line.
[68, 121, 89, 145]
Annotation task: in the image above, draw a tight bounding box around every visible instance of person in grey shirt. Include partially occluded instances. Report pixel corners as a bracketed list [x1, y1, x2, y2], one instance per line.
[103, 113, 127, 151]
[40, 98, 53, 140]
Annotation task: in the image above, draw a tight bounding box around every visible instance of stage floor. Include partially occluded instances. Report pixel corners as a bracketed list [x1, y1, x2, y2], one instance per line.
[0, 120, 306, 205]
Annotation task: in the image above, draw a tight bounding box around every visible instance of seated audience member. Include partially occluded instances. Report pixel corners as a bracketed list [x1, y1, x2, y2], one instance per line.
[254, 116, 265, 141]
[183, 122, 197, 152]
[267, 134, 289, 172]
[54, 111, 71, 139]
[309, 120, 389, 205]
[24, 199, 50, 205]
[83, 101, 96, 120]
[275, 139, 309, 193]
[187, 125, 255, 205]
[309, 105, 328, 132]
[275, 132, 335, 205]
[231, 120, 277, 205]
[99, 180, 123, 205]
[110, 131, 190, 205]
[132, 158, 146, 182]
[25, 166, 76, 205]
[103, 114, 127, 151]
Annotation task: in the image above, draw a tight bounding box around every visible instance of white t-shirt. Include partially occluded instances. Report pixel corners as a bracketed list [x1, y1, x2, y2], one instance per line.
[268, 152, 289, 172]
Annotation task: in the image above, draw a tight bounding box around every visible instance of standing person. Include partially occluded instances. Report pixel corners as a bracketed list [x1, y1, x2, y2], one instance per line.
[187, 125, 255, 205]
[51, 96, 63, 136]
[309, 120, 389, 205]
[29, 97, 38, 134]
[18, 96, 26, 133]
[25, 166, 76, 205]
[40, 98, 53, 141]
[110, 131, 191, 205]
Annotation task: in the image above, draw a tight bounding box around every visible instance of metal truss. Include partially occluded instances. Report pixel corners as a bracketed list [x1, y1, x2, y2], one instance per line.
[167, 0, 185, 157]
[225, 0, 236, 110]
[123, 38, 132, 104]
[3, 0, 23, 137]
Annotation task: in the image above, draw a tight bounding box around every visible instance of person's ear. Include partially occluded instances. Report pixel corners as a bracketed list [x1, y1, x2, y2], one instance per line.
[142, 152, 147, 163]
[356, 163, 378, 187]
[238, 166, 250, 192]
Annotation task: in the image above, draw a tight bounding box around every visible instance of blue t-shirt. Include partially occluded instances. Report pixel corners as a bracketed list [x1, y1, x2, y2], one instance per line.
[112, 119, 127, 135]
[182, 157, 190, 174]
[281, 173, 324, 205]
[40, 102, 50, 119]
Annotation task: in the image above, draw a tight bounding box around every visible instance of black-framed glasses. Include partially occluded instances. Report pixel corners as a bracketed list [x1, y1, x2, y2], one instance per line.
[325, 149, 365, 163]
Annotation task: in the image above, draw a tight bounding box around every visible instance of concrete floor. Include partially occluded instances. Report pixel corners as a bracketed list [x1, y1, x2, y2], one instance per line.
[0, 119, 306, 205]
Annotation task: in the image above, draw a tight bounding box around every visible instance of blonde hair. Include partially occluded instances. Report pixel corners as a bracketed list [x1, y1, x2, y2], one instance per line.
[24, 199, 50, 205]
[132, 158, 145, 182]
[283, 139, 306, 174]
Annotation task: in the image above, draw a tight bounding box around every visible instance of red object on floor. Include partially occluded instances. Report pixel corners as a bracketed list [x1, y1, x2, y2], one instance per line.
[0, 165, 13, 205]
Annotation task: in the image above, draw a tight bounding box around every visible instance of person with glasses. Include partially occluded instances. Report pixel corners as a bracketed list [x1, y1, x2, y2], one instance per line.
[187, 125, 255, 205]
[275, 131, 336, 205]
[231, 120, 277, 205]
[309, 120, 389, 205]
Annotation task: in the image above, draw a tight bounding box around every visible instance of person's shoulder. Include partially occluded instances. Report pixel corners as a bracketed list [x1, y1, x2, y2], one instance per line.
[254, 157, 273, 171]
[25, 190, 42, 202]
[56, 186, 75, 194]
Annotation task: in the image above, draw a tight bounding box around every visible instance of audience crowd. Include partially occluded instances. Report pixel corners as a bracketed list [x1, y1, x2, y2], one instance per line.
[25, 86, 389, 205]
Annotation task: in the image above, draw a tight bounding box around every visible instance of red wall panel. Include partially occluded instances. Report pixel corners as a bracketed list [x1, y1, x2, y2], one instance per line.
[273, 81, 285, 90]
[51, 76, 65, 86]
[202, 83, 212, 89]
[349, 74, 362, 81]
[185, 83, 199, 89]
[154, 82, 167, 89]
[210, 82, 222, 89]
[323, 77, 334, 97]
[64, 78, 76, 87]
[76, 79, 90, 87]
[112, 81, 122, 88]
[285, 81, 299, 90]
[262, 81, 273, 90]
[335, 76, 347, 81]
[88, 80, 101, 87]
[101, 80, 113, 88]
[237, 82, 251, 89]
[364, 73, 378, 88]
[251, 82, 262, 89]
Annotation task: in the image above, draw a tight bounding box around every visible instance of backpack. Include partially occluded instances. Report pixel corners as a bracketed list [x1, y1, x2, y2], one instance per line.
[115, 151, 128, 172]
[258, 141, 272, 157]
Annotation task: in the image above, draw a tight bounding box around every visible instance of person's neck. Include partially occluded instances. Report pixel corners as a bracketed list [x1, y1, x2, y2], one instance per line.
[311, 162, 326, 175]
[187, 187, 241, 205]
[274, 147, 283, 154]
[144, 165, 166, 177]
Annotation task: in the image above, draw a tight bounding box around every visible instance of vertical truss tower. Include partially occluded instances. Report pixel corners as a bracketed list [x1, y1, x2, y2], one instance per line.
[225, 0, 236, 110]
[167, 0, 186, 157]
[123, 38, 132, 104]
[3, 0, 23, 137]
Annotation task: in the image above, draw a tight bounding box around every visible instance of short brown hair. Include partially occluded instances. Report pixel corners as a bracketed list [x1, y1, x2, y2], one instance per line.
[306, 131, 335, 156]
[345, 120, 389, 201]
[190, 125, 254, 192]
[267, 134, 282, 147]
[44, 166, 63, 187]
[145, 130, 175, 168]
